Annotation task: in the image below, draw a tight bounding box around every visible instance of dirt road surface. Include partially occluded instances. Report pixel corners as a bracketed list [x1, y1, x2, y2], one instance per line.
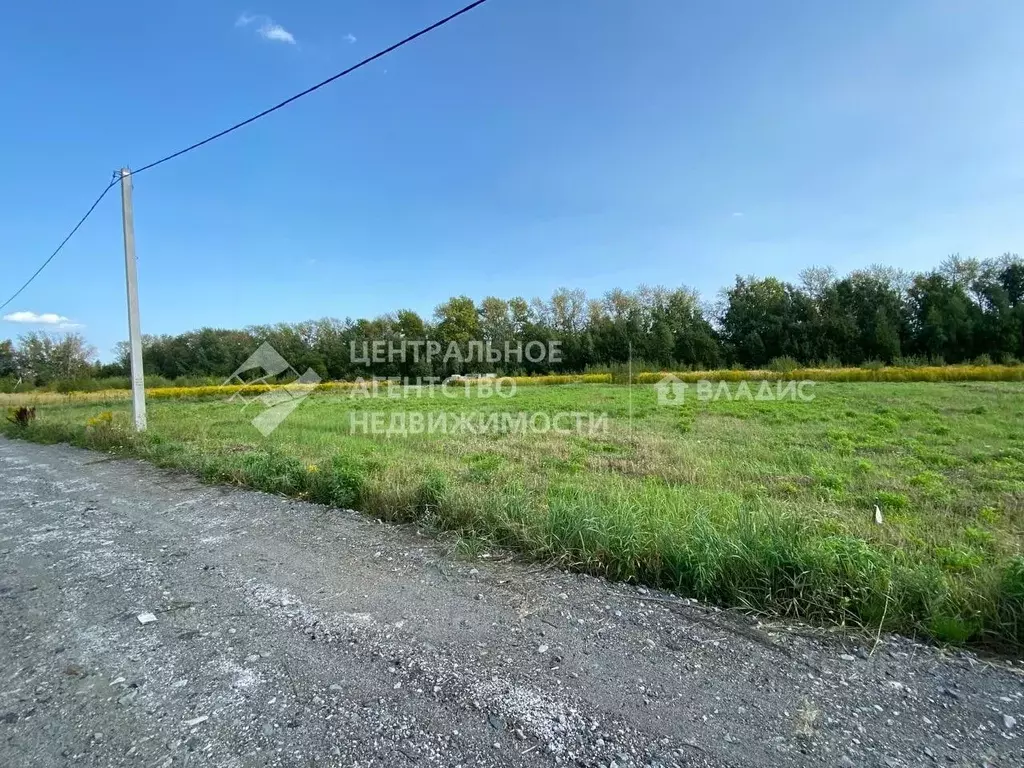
[0, 437, 1020, 767]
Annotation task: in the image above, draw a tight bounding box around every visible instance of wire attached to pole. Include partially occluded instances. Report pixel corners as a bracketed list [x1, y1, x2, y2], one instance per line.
[0, 0, 491, 311]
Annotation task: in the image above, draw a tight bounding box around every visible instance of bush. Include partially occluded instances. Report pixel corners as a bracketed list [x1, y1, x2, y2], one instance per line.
[895, 356, 929, 368]
[6, 406, 35, 427]
[768, 356, 800, 374]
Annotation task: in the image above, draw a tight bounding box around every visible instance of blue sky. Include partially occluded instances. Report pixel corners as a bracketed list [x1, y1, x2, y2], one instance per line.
[2, 0, 1023, 359]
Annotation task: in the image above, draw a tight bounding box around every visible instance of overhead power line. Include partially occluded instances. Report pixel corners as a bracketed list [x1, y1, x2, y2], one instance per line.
[0, 0, 490, 314]
[0, 179, 119, 313]
[131, 0, 489, 176]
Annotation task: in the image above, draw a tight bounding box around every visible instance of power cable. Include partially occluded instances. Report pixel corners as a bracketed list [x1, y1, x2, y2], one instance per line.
[132, 0, 489, 176]
[0, 179, 119, 313]
[0, 0, 490, 313]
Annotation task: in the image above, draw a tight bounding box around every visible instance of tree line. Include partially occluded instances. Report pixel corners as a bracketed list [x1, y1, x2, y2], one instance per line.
[3, 254, 1022, 388]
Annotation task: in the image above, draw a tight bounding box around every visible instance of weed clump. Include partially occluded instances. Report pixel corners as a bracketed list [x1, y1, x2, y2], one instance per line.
[6, 406, 35, 427]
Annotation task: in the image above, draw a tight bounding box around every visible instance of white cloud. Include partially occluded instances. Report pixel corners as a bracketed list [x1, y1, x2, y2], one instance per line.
[3, 311, 83, 330]
[731, 212, 744, 218]
[345, 33, 357, 44]
[4, 311, 70, 325]
[261, 23, 295, 44]
[236, 13, 296, 45]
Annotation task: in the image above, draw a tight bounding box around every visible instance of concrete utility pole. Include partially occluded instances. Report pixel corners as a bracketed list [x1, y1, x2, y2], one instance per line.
[119, 168, 147, 432]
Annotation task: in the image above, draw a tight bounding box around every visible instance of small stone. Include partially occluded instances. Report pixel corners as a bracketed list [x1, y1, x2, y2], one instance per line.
[245, 654, 260, 663]
[136, 613, 157, 625]
[537, 644, 549, 654]
[839, 654, 856, 662]
[93, 733, 104, 742]
[329, 684, 343, 692]
[184, 715, 208, 727]
[469, 568, 479, 576]
[1004, 714, 1017, 730]
[645, 639, 656, 649]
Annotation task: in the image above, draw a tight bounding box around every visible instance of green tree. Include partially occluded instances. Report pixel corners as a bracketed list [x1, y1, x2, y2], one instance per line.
[665, 288, 720, 368]
[815, 273, 906, 363]
[720, 277, 815, 366]
[0, 339, 16, 378]
[14, 332, 96, 384]
[434, 296, 481, 374]
[907, 273, 982, 362]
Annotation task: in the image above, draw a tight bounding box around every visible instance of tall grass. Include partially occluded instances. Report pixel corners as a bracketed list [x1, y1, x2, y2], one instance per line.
[2, 365, 1020, 408]
[0, 373, 614, 406]
[634, 365, 1024, 384]
[5, 380, 1023, 650]
[17, 416, 1024, 649]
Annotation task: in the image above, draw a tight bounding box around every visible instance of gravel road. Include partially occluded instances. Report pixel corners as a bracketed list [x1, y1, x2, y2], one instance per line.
[0, 436, 1021, 767]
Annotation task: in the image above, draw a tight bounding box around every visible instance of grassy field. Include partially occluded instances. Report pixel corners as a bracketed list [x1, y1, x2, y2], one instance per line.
[1, 364, 1021, 407]
[4, 381, 1023, 648]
